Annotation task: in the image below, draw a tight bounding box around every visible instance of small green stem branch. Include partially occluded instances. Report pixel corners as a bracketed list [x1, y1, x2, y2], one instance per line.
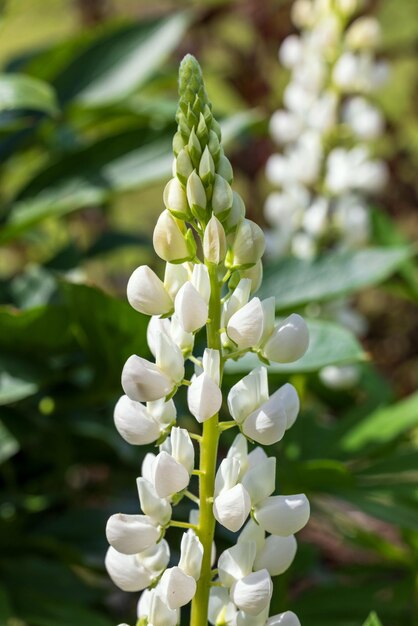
[218, 420, 237, 432]
[190, 264, 223, 626]
[169, 520, 197, 530]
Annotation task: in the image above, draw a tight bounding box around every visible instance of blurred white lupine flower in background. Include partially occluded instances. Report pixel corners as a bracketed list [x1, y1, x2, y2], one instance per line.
[106, 54, 311, 626]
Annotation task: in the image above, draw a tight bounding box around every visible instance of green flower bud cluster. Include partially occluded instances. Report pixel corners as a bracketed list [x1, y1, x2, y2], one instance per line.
[159, 54, 264, 283]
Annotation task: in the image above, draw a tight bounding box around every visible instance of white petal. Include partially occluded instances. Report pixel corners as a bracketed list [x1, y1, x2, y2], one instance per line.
[242, 457, 276, 505]
[147, 317, 171, 358]
[214, 457, 241, 496]
[236, 608, 270, 626]
[164, 262, 190, 299]
[159, 566, 197, 609]
[255, 494, 310, 536]
[169, 427, 195, 474]
[138, 539, 170, 574]
[202, 348, 221, 384]
[188, 373, 222, 423]
[105, 546, 151, 592]
[138, 588, 178, 626]
[228, 367, 269, 424]
[263, 314, 309, 363]
[114, 395, 160, 445]
[227, 298, 264, 350]
[170, 313, 195, 353]
[247, 447, 268, 469]
[259, 297, 276, 346]
[191, 264, 211, 303]
[141, 453, 156, 483]
[136, 477, 172, 526]
[175, 282, 209, 333]
[276, 383, 300, 429]
[224, 278, 252, 325]
[147, 398, 176, 428]
[218, 541, 256, 587]
[122, 355, 172, 402]
[155, 330, 185, 384]
[209, 587, 237, 625]
[242, 392, 288, 445]
[153, 451, 190, 498]
[106, 513, 159, 555]
[230, 569, 273, 616]
[238, 519, 265, 551]
[178, 529, 204, 580]
[254, 535, 297, 576]
[127, 265, 173, 316]
[213, 483, 251, 532]
[266, 611, 301, 626]
[226, 433, 248, 477]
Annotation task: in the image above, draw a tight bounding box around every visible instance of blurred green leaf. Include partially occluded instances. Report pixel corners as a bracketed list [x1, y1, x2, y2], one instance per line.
[339, 392, 418, 453]
[260, 248, 413, 310]
[53, 14, 192, 106]
[363, 612, 383, 626]
[0, 420, 19, 463]
[0, 73, 58, 115]
[226, 319, 365, 374]
[0, 355, 43, 405]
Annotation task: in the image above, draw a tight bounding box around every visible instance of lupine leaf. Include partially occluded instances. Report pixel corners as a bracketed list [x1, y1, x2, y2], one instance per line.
[225, 319, 365, 374]
[0, 420, 20, 463]
[363, 612, 383, 625]
[0, 74, 58, 115]
[260, 247, 413, 309]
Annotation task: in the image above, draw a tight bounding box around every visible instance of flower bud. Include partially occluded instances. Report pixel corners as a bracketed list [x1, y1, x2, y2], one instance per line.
[208, 129, 221, 162]
[203, 215, 227, 264]
[173, 130, 185, 156]
[345, 16, 381, 50]
[199, 145, 215, 185]
[122, 355, 172, 403]
[127, 265, 173, 316]
[230, 569, 273, 616]
[218, 541, 256, 587]
[153, 451, 190, 498]
[159, 566, 197, 609]
[175, 282, 209, 332]
[212, 174, 233, 221]
[114, 395, 161, 445]
[137, 477, 172, 526]
[226, 219, 265, 269]
[262, 314, 309, 363]
[164, 177, 190, 220]
[178, 530, 204, 580]
[240, 260, 263, 294]
[227, 297, 264, 350]
[175, 148, 194, 186]
[186, 170, 207, 218]
[217, 153, 233, 184]
[188, 127, 202, 164]
[224, 191, 245, 233]
[213, 483, 251, 532]
[254, 494, 310, 536]
[106, 513, 159, 555]
[266, 612, 301, 626]
[242, 457, 276, 505]
[254, 535, 297, 577]
[188, 372, 222, 423]
[197, 112, 209, 144]
[153, 210, 194, 263]
[105, 547, 152, 592]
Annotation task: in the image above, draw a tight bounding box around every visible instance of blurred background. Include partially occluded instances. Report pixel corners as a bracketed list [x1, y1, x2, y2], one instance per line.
[0, 1, 417, 625]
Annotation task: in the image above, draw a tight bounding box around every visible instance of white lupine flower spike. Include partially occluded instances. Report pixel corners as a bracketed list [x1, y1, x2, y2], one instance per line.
[107, 54, 311, 626]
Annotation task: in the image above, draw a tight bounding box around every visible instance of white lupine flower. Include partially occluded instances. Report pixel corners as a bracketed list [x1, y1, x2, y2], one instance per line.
[275, 383, 300, 429]
[175, 281, 209, 333]
[230, 569, 273, 615]
[122, 331, 184, 402]
[241, 457, 276, 505]
[228, 367, 268, 425]
[218, 541, 256, 587]
[113, 395, 162, 445]
[238, 519, 265, 552]
[208, 587, 238, 626]
[147, 316, 171, 357]
[223, 278, 252, 326]
[191, 263, 211, 303]
[240, 260, 263, 294]
[319, 363, 360, 390]
[204, 214, 227, 264]
[226, 219, 266, 269]
[213, 483, 251, 532]
[262, 314, 309, 364]
[152, 451, 190, 498]
[188, 348, 222, 422]
[105, 541, 169, 593]
[137, 477, 172, 526]
[141, 452, 156, 484]
[164, 262, 190, 299]
[237, 607, 271, 626]
[215, 457, 241, 497]
[279, 34, 303, 68]
[106, 513, 160, 555]
[127, 265, 173, 316]
[226, 433, 249, 477]
[227, 298, 264, 350]
[153, 210, 193, 263]
[266, 611, 301, 626]
[342, 97, 383, 140]
[178, 529, 204, 580]
[165, 426, 195, 475]
[254, 534, 297, 576]
[254, 494, 310, 536]
[170, 313, 195, 353]
[159, 566, 197, 609]
[137, 588, 178, 626]
[345, 16, 381, 50]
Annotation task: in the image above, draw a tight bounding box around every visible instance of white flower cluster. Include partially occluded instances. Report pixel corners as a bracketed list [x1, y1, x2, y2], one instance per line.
[106, 55, 310, 626]
[265, 0, 389, 259]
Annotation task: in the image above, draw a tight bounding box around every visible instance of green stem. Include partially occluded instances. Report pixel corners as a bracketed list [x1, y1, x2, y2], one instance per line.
[190, 264, 223, 626]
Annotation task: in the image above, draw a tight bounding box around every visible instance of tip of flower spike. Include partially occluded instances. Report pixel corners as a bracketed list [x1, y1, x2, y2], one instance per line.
[177, 53, 211, 132]
[179, 54, 203, 93]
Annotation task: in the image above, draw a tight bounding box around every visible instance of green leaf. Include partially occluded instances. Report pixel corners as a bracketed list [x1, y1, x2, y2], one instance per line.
[259, 247, 413, 310]
[0, 355, 44, 405]
[0, 420, 19, 463]
[0, 73, 58, 115]
[363, 613, 383, 626]
[53, 14, 192, 106]
[225, 319, 365, 374]
[339, 392, 418, 453]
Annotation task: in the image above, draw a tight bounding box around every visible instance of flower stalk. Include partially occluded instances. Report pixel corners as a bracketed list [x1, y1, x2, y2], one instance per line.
[106, 54, 310, 626]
